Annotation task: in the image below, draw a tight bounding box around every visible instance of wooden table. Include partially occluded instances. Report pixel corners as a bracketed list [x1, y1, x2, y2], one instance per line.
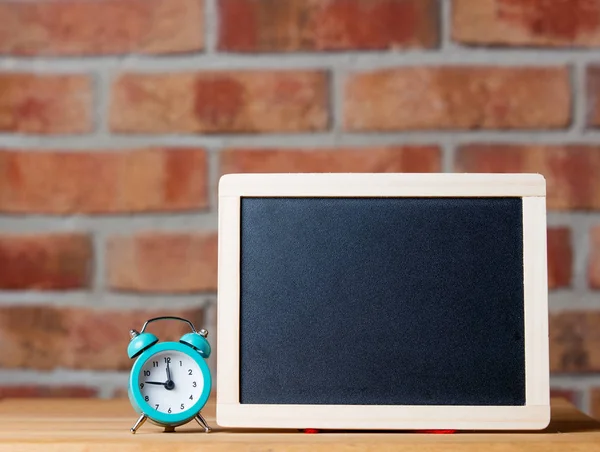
[0, 398, 598, 451]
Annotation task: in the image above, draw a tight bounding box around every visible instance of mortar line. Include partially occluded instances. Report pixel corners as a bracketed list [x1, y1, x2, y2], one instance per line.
[582, 388, 592, 416]
[0, 212, 218, 234]
[439, 0, 454, 51]
[0, 293, 216, 309]
[204, 0, 218, 54]
[572, 62, 588, 134]
[441, 141, 455, 173]
[570, 218, 591, 294]
[204, 300, 218, 373]
[92, 231, 105, 297]
[4, 51, 600, 72]
[94, 68, 112, 135]
[551, 374, 600, 386]
[0, 369, 128, 381]
[207, 145, 222, 212]
[331, 68, 345, 143]
[548, 292, 600, 311]
[5, 130, 600, 150]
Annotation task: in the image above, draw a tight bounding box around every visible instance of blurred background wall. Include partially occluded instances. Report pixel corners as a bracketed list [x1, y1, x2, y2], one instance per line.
[0, 0, 599, 416]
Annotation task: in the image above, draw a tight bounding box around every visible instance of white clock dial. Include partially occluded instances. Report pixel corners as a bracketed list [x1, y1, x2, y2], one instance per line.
[137, 350, 204, 414]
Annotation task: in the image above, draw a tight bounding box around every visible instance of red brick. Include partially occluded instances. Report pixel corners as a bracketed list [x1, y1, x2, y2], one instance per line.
[344, 67, 570, 131]
[547, 228, 572, 289]
[550, 388, 579, 404]
[453, 0, 600, 47]
[0, 74, 92, 134]
[550, 311, 600, 373]
[0, 386, 97, 399]
[588, 226, 600, 289]
[456, 145, 600, 210]
[110, 71, 329, 133]
[218, 0, 438, 52]
[0, 234, 91, 290]
[0, 148, 207, 214]
[592, 388, 600, 419]
[0, 306, 205, 371]
[586, 66, 600, 127]
[107, 232, 218, 293]
[111, 387, 129, 398]
[0, 0, 203, 56]
[221, 146, 441, 174]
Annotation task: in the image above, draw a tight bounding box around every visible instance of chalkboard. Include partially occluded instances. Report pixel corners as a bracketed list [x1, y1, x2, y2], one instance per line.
[239, 197, 525, 406]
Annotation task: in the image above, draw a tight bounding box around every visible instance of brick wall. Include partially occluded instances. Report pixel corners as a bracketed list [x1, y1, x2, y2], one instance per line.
[0, 0, 599, 417]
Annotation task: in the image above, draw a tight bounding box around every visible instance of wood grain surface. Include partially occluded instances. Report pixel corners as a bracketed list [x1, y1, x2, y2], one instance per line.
[0, 398, 597, 451]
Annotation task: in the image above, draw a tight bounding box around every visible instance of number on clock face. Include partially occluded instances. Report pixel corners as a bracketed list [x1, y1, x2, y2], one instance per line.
[138, 350, 203, 414]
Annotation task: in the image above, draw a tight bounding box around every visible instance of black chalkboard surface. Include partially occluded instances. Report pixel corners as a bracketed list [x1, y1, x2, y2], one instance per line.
[239, 197, 525, 406]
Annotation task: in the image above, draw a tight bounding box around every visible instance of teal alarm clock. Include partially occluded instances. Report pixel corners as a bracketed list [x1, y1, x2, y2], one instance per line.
[127, 316, 212, 434]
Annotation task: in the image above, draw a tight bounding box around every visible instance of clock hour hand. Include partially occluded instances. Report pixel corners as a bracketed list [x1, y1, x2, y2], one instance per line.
[166, 360, 172, 382]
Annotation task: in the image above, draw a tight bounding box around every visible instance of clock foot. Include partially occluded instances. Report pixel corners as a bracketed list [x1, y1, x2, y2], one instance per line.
[195, 413, 212, 433]
[163, 426, 176, 433]
[130, 414, 147, 434]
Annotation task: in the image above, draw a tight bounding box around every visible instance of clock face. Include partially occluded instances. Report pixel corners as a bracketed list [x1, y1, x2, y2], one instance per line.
[137, 350, 204, 415]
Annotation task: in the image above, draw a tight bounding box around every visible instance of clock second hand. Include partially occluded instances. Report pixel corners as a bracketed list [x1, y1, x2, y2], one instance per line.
[144, 381, 167, 386]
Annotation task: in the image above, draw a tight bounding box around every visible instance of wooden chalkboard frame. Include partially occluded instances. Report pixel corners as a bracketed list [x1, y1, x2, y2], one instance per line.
[216, 173, 549, 430]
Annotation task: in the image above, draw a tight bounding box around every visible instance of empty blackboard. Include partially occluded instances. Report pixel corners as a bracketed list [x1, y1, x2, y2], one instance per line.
[239, 197, 525, 406]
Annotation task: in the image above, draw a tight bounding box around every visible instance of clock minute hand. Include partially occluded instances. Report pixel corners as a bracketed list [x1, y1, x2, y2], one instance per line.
[144, 381, 167, 386]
